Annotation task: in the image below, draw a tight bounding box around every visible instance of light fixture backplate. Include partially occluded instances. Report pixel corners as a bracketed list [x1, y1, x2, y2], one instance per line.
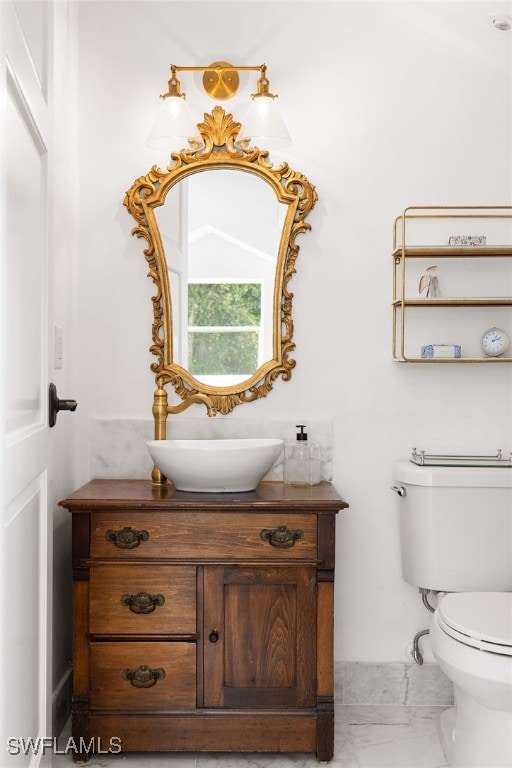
[202, 61, 240, 100]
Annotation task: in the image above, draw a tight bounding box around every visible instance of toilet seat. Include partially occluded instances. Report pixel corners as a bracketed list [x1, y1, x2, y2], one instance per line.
[438, 592, 512, 656]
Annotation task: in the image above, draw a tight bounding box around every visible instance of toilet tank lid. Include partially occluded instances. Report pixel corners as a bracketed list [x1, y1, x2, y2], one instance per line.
[393, 460, 512, 488]
[439, 592, 512, 647]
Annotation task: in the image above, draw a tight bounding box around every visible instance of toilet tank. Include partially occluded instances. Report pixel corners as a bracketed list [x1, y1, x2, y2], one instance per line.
[393, 461, 512, 592]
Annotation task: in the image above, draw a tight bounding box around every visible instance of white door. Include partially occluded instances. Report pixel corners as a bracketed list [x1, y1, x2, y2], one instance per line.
[1, 2, 53, 765]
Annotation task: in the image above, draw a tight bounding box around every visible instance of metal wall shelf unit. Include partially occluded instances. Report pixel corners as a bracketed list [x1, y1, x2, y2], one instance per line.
[392, 206, 512, 363]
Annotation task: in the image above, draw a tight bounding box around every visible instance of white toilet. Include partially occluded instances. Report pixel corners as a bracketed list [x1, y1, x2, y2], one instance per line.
[393, 460, 512, 768]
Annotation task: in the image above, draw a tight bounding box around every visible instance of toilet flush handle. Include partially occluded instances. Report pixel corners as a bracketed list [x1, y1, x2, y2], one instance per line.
[391, 485, 407, 497]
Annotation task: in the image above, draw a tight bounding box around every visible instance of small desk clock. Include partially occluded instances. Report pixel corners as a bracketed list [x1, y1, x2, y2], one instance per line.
[481, 327, 510, 357]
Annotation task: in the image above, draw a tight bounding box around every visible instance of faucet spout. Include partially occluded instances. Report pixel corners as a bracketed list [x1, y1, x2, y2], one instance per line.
[167, 393, 217, 418]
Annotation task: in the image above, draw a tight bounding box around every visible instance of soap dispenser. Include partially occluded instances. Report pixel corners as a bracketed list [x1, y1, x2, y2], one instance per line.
[284, 425, 321, 487]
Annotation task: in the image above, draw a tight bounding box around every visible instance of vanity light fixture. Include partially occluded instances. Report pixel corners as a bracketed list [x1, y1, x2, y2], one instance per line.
[235, 65, 292, 151]
[146, 66, 203, 152]
[146, 62, 291, 153]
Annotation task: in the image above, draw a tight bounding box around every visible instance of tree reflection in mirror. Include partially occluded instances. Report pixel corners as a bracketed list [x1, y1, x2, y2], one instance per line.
[188, 281, 262, 386]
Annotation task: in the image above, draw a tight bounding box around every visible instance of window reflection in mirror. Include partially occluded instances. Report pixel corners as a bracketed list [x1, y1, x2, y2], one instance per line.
[155, 169, 285, 387]
[188, 280, 262, 386]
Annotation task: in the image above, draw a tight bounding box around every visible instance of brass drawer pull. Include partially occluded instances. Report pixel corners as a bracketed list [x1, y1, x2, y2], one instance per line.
[121, 592, 165, 614]
[105, 526, 149, 549]
[260, 525, 304, 549]
[122, 664, 165, 688]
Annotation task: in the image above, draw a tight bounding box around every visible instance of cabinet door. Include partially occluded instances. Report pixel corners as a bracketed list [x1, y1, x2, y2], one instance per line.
[203, 566, 316, 708]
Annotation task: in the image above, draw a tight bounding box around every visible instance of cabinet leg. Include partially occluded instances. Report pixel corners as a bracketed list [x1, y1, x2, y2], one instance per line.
[71, 695, 91, 762]
[316, 706, 334, 762]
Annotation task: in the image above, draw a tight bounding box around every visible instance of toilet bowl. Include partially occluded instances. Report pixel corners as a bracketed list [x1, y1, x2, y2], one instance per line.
[430, 592, 512, 768]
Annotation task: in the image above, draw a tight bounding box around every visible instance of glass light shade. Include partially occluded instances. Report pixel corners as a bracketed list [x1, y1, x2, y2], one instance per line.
[236, 95, 291, 150]
[146, 95, 199, 152]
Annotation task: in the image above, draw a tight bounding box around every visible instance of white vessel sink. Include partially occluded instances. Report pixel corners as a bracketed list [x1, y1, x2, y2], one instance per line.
[147, 438, 283, 492]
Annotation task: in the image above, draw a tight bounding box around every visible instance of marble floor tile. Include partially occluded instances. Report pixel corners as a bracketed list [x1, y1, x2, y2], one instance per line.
[196, 753, 327, 768]
[52, 709, 449, 768]
[52, 751, 198, 767]
[349, 720, 439, 749]
[355, 732, 448, 768]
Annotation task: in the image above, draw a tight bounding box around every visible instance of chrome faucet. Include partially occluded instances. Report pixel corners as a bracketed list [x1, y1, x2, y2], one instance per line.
[152, 378, 217, 484]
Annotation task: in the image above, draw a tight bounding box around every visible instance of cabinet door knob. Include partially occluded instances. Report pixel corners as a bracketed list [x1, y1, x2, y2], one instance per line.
[105, 526, 149, 549]
[122, 665, 165, 688]
[121, 592, 165, 614]
[209, 630, 219, 643]
[260, 525, 304, 548]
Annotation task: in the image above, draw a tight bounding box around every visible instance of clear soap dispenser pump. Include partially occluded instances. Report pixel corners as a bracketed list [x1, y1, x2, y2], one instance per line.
[284, 424, 321, 487]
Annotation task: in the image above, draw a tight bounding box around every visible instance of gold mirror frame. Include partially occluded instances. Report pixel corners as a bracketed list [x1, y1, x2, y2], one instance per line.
[124, 106, 317, 419]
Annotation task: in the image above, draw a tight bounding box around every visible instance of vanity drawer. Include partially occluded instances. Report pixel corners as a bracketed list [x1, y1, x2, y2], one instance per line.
[89, 641, 196, 710]
[89, 565, 196, 635]
[91, 512, 317, 560]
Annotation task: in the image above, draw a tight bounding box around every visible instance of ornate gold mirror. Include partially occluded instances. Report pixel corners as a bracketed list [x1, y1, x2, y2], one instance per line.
[124, 106, 316, 439]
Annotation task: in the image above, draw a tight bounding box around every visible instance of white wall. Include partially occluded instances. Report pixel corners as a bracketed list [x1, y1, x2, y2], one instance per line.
[76, 1, 512, 661]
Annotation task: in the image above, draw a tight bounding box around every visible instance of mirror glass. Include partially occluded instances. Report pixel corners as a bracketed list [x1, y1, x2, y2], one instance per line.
[155, 170, 285, 387]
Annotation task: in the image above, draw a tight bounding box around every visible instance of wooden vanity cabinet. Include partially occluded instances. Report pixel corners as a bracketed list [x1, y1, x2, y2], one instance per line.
[60, 479, 347, 762]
